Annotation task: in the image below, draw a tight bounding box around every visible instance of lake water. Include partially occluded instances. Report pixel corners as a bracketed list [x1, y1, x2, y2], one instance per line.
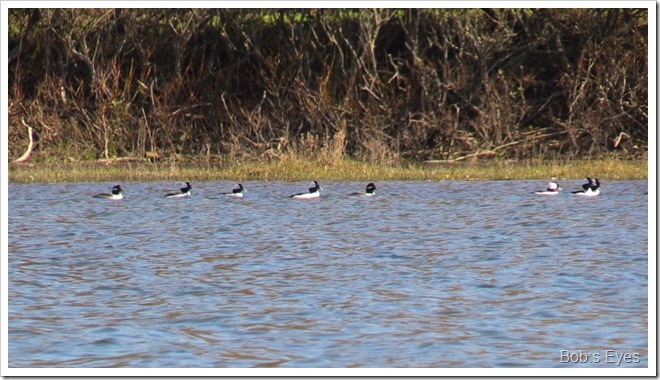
[7, 180, 649, 368]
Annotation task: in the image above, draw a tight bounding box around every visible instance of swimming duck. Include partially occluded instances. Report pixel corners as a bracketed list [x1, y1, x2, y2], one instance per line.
[534, 181, 562, 195]
[349, 183, 378, 196]
[165, 182, 192, 198]
[572, 178, 594, 194]
[586, 178, 601, 196]
[290, 181, 321, 199]
[221, 183, 245, 198]
[573, 178, 600, 196]
[93, 184, 124, 200]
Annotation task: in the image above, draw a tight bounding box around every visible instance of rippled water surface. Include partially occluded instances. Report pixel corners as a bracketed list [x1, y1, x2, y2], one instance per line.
[8, 180, 648, 368]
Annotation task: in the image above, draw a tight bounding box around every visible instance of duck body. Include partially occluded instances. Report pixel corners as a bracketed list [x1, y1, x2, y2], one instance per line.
[575, 188, 600, 197]
[349, 183, 378, 196]
[222, 184, 245, 198]
[93, 185, 124, 200]
[165, 182, 192, 198]
[572, 178, 594, 194]
[535, 190, 561, 195]
[290, 181, 321, 199]
[573, 178, 600, 196]
[290, 191, 320, 199]
[534, 181, 562, 195]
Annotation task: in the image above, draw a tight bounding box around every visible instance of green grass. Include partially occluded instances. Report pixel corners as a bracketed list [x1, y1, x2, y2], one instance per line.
[8, 157, 648, 183]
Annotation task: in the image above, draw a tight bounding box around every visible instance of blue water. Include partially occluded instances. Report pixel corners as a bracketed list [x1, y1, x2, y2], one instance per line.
[7, 180, 649, 368]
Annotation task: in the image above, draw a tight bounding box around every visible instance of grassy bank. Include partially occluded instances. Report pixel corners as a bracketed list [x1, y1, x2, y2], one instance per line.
[8, 158, 648, 183]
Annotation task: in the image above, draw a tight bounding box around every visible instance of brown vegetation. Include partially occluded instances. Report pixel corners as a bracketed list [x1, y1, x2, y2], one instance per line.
[7, 9, 648, 164]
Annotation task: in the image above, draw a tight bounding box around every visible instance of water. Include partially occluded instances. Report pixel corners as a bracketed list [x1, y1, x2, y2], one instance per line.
[8, 180, 648, 368]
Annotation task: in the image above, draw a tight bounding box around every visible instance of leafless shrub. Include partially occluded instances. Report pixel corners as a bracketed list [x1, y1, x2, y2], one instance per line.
[8, 9, 648, 162]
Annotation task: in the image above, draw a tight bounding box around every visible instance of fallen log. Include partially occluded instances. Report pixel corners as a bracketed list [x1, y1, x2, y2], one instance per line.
[425, 130, 568, 163]
[97, 156, 145, 164]
[14, 118, 34, 163]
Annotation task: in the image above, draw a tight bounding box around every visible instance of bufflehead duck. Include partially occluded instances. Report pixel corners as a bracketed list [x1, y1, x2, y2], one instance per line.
[290, 181, 321, 199]
[573, 178, 600, 196]
[534, 181, 562, 195]
[93, 184, 124, 200]
[572, 178, 594, 194]
[349, 183, 378, 196]
[221, 183, 245, 198]
[585, 178, 601, 196]
[165, 182, 192, 198]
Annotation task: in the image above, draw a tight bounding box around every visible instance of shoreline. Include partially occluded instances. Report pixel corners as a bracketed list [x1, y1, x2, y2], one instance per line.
[7, 158, 648, 183]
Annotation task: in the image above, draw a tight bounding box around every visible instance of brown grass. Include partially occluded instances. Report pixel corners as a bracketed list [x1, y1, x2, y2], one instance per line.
[8, 157, 648, 183]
